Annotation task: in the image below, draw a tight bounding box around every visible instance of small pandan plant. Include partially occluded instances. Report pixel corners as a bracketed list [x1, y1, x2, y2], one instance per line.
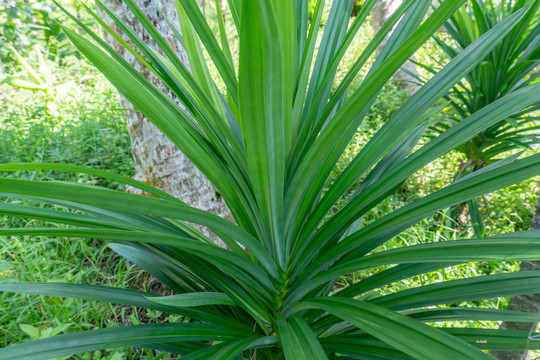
[2, 0, 540, 359]
[413, 0, 540, 235]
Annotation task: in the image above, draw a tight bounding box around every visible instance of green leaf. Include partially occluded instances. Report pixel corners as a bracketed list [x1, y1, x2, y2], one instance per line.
[0, 163, 179, 201]
[299, 10, 536, 261]
[148, 292, 235, 307]
[238, 0, 286, 266]
[291, 150, 540, 291]
[213, 0, 234, 70]
[278, 316, 328, 360]
[272, 0, 297, 155]
[467, 198, 485, 237]
[175, 0, 224, 115]
[0, 227, 275, 301]
[293, 0, 326, 131]
[301, 297, 492, 360]
[9, 47, 45, 86]
[294, 0, 414, 151]
[0, 203, 132, 230]
[175, 0, 238, 104]
[110, 243, 205, 294]
[319, 335, 412, 359]
[180, 336, 278, 360]
[285, 0, 469, 233]
[59, 23, 256, 230]
[443, 328, 540, 351]
[424, 0, 540, 171]
[327, 83, 539, 249]
[0, 323, 250, 360]
[19, 325, 40, 340]
[406, 308, 540, 323]
[1, 77, 48, 92]
[338, 263, 449, 299]
[372, 271, 540, 311]
[0, 227, 276, 330]
[342, 152, 540, 259]
[344, 232, 540, 270]
[4, 0, 540, 358]
[286, 232, 540, 306]
[311, 232, 540, 292]
[302, 0, 352, 119]
[0, 283, 231, 325]
[0, 177, 278, 279]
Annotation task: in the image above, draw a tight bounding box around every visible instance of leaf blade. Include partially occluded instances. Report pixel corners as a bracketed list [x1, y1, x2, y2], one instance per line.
[302, 297, 492, 360]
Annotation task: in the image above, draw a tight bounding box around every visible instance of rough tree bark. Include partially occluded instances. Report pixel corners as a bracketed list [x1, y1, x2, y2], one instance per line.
[491, 197, 540, 360]
[370, 0, 419, 95]
[98, 0, 232, 250]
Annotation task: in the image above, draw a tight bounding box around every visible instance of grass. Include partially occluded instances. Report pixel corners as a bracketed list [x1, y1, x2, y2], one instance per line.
[0, 22, 186, 357]
[1, 2, 539, 358]
[0, 64, 133, 186]
[0, 50, 139, 358]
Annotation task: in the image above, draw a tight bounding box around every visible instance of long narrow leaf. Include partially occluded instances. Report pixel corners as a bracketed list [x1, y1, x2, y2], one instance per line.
[278, 316, 328, 360]
[301, 297, 492, 360]
[0, 323, 250, 360]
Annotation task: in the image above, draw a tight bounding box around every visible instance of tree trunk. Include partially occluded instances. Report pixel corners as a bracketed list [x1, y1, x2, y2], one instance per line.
[491, 196, 540, 360]
[97, 0, 232, 249]
[371, 0, 419, 95]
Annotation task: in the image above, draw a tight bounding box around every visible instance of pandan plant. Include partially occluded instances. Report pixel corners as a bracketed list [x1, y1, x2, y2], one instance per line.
[2, 0, 540, 359]
[413, 0, 540, 235]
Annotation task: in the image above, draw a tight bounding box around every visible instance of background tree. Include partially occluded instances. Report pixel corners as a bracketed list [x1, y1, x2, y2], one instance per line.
[98, 0, 232, 248]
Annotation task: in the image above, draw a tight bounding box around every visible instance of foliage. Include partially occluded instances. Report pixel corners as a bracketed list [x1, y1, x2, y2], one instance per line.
[0, 1, 88, 102]
[0, 67, 133, 186]
[0, 48, 138, 358]
[414, 0, 540, 235]
[0, 0, 79, 67]
[419, 0, 540, 172]
[1, 0, 540, 359]
[0, 7, 134, 352]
